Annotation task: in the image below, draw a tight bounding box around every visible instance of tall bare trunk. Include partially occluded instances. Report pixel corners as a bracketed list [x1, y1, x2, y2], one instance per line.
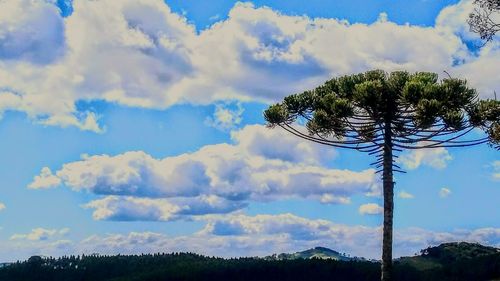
[381, 122, 394, 281]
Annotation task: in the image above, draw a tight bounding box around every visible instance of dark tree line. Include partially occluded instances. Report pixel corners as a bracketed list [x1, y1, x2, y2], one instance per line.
[0, 246, 499, 281]
[0, 253, 380, 281]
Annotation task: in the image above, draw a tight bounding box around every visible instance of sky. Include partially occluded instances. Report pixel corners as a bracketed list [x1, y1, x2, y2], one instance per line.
[0, 0, 499, 262]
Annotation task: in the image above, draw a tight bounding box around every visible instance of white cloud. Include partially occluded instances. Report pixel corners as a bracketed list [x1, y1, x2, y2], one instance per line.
[440, 187, 452, 198]
[3, 214, 499, 261]
[40, 112, 105, 133]
[0, 0, 194, 132]
[434, 0, 500, 99]
[454, 44, 500, 99]
[0, 0, 497, 131]
[0, 91, 23, 119]
[0, 202, 5, 211]
[209, 14, 221, 21]
[492, 161, 500, 181]
[28, 167, 62, 189]
[0, 0, 65, 64]
[64, 0, 196, 107]
[398, 145, 453, 170]
[205, 102, 244, 131]
[359, 203, 383, 215]
[319, 194, 352, 204]
[0, 0, 102, 131]
[29, 125, 377, 221]
[83, 195, 246, 221]
[10, 228, 69, 241]
[199, 213, 350, 240]
[59, 228, 70, 235]
[435, 0, 478, 41]
[398, 191, 415, 199]
[74, 215, 500, 259]
[190, 2, 469, 103]
[230, 124, 336, 165]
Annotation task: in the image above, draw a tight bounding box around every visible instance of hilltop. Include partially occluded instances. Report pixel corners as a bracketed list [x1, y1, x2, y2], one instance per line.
[266, 246, 360, 261]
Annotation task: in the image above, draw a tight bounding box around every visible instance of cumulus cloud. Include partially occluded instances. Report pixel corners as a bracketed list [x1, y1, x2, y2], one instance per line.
[434, 0, 500, 99]
[398, 145, 453, 170]
[200, 213, 345, 240]
[3, 214, 499, 261]
[64, 0, 196, 107]
[10, 228, 70, 241]
[0, 0, 194, 131]
[435, 0, 477, 41]
[454, 44, 500, 99]
[359, 203, 383, 215]
[29, 125, 377, 221]
[0, 202, 5, 211]
[0, 0, 65, 64]
[77, 216, 500, 259]
[230, 124, 336, 165]
[398, 191, 415, 199]
[0, 0, 497, 131]
[192, 2, 469, 103]
[440, 187, 452, 198]
[28, 167, 61, 189]
[0, 0, 102, 131]
[0, 91, 23, 119]
[83, 195, 246, 221]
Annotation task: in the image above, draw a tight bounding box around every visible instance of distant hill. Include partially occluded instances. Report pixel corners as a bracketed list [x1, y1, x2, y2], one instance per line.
[422, 241, 499, 259]
[394, 242, 500, 280]
[0, 242, 498, 281]
[398, 242, 500, 269]
[268, 246, 359, 261]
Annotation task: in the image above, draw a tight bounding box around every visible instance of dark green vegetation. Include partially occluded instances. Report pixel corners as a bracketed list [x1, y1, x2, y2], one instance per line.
[396, 242, 500, 280]
[1, 242, 498, 281]
[264, 70, 500, 280]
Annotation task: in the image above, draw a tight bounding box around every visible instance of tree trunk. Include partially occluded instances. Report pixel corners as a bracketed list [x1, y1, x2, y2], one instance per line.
[381, 122, 394, 281]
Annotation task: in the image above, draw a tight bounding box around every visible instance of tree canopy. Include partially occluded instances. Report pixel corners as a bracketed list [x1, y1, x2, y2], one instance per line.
[468, 0, 500, 42]
[265, 70, 500, 163]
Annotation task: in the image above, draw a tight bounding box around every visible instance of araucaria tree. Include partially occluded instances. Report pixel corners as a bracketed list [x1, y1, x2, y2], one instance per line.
[468, 0, 500, 42]
[264, 70, 500, 281]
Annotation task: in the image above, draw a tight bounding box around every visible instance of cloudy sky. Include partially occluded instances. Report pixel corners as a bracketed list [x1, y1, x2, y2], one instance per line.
[0, 0, 499, 262]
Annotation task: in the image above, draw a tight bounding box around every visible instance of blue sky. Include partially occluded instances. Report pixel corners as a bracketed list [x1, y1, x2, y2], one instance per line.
[165, 0, 460, 29]
[0, 0, 498, 261]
